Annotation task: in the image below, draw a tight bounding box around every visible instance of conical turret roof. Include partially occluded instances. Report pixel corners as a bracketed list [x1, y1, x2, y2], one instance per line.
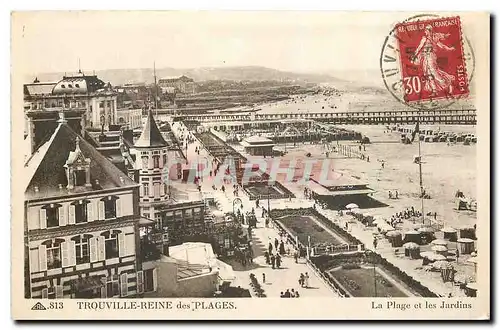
[134, 110, 167, 148]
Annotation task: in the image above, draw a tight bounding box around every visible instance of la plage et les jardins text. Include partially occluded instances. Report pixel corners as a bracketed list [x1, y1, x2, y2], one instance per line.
[372, 300, 472, 311]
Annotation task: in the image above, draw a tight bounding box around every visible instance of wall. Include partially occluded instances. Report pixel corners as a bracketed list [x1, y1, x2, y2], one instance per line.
[151, 259, 218, 297]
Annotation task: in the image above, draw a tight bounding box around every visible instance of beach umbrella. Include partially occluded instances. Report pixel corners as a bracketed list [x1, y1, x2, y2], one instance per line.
[467, 256, 479, 264]
[403, 242, 419, 249]
[431, 239, 448, 246]
[432, 260, 452, 269]
[457, 238, 474, 244]
[441, 227, 457, 233]
[466, 282, 478, 291]
[431, 245, 448, 252]
[418, 226, 435, 233]
[345, 203, 359, 209]
[429, 253, 447, 261]
[420, 251, 435, 259]
[386, 230, 401, 237]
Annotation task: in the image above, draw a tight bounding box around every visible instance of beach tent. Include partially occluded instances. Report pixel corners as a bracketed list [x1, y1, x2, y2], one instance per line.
[431, 239, 448, 246]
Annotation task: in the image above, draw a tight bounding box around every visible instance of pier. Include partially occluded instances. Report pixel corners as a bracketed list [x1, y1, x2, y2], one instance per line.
[169, 109, 476, 125]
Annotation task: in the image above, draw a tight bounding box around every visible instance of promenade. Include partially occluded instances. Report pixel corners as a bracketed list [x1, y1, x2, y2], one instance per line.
[170, 121, 338, 298]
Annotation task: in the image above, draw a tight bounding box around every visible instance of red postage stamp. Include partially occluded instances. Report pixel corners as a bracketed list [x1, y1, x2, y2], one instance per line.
[395, 16, 469, 103]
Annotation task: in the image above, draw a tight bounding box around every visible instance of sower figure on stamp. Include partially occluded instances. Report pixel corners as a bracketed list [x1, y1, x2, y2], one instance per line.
[411, 25, 456, 96]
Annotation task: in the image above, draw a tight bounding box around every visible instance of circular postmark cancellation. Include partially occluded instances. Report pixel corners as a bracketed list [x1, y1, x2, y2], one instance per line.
[380, 14, 475, 110]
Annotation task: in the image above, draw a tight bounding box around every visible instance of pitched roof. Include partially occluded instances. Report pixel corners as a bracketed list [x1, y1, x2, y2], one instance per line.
[243, 135, 274, 144]
[24, 122, 137, 200]
[134, 110, 167, 148]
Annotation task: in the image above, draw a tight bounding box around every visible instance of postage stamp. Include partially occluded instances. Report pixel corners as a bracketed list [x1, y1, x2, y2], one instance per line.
[10, 11, 490, 321]
[395, 16, 469, 103]
[380, 14, 475, 110]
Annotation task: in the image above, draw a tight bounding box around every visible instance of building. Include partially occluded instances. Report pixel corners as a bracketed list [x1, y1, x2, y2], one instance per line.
[117, 108, 142, 129]
[127, 111, 207, 246]
[23, 112, 152, 299]
[158, 75, 196, 95]
[146, 242, 235, 298]
[306, 172, 377, 209]
[240, 135, 275, 156]
[24, 71, 118, 130]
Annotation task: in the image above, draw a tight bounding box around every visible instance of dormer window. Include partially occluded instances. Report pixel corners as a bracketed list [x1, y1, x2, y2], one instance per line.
[68, 84, 73, 88]
[64, 137, 92, 190]
[61, 84, 66, 88]
[75, 84, 80, 88]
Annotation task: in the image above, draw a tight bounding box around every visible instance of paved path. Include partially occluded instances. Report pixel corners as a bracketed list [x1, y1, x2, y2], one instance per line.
[170, 121, 338, 297]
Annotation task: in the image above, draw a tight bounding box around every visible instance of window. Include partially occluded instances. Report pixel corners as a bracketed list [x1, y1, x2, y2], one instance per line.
[142, 156, 148, 169]
[74, 200, 88, 224]
[162, 155, 167, 166]
[143, 183, 149, 196]
[44, 240, 62, 270]
[144, 269, 155, 292]
[106, 275, 120, 298]
[45, 204, 60, 228]
[99, 101, 104, 108]
[61, 85, 66, 88]
[72, 235, 90, 264]
[153, 156, 160, 168]
[153, 183, 160, 197]
[102, 231, 119, 259]
[68, 84, 73, 88]
[107, 101, 111, 107]
[75, 84, 80, 88]
[74, 169, 86, 186]
[102, 197, 117, 219]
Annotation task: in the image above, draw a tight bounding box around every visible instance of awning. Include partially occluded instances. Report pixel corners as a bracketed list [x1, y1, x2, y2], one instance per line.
[139, 216, 156, 226]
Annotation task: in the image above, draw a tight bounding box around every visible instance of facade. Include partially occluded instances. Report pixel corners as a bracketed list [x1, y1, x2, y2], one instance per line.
[24, 72, 118, 130]
[117, 108, 143, 129]
[240, 135, 275, 156]
[23, 113, 151, 299]
[158, 75, 196, 95]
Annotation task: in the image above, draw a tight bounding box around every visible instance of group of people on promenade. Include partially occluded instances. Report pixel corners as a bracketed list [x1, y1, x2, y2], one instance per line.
[264, 237, 287, 269]
[280, 289, 300, 298]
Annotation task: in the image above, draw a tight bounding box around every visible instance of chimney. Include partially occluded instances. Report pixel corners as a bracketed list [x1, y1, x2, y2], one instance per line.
[57, 111, 67, 124]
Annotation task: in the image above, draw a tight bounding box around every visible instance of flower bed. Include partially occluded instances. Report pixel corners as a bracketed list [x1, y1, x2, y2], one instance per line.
[270, 208, 363, 248]
[310, 252, 439, 297]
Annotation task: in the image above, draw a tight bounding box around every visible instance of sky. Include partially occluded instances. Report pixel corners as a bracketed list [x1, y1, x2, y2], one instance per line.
[12, 11, 413, 76]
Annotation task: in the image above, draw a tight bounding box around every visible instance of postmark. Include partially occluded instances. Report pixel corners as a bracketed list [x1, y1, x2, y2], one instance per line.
[380, 14, 475, 110]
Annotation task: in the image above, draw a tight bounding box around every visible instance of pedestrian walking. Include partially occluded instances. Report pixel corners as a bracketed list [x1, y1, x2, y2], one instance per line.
[264, 251, 270, 264]
[299, 273, 305, 287]
[276, 254, 282, 268]
[373, 237, 378, 249]
[262, 273, 266, 284]
[268, 242, 273, 254]
[304, 273, 310, 288]
[271, 254, 276, 269]
[395, 190, 399, 199]
[274, 238, 279, 250]
[294, 250, 299, 263]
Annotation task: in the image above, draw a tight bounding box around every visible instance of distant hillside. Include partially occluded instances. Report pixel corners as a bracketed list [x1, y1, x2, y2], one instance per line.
[30, 66, 343, 86]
